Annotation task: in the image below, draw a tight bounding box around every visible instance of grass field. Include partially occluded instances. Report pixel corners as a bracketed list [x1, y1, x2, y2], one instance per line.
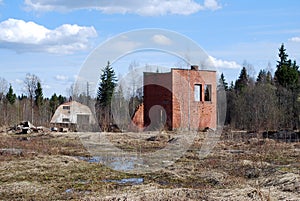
[0, 131, 299, 200]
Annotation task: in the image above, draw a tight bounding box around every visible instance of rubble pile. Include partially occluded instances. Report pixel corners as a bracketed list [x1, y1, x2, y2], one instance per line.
[5, 121, 49, 134]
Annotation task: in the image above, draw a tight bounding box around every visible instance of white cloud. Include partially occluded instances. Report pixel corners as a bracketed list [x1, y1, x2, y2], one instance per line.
[24, 0, 222, 16]
[107, 40, 142, 54]
[207, 56, 241, 69]
[289, 37, 300, 43]
[0, 18, 97, 54]
[204, 0, 221, 10]
[152, 34, 172, 45]
[55, 75, 68, 81]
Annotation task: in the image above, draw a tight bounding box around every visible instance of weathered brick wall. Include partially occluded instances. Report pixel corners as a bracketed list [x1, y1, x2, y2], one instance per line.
[141, 68, 217, 131]
[131, 103, 144, 130]
[172, 69, 216, 130]
[143, 72, 173, 130]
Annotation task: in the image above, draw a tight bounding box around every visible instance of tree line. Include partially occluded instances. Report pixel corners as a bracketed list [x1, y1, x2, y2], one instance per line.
[96, 44, 300, 132]
[0, 74, 67, 127]
[220, 44, 300, 131]
[1, 44, 298, 132]
[95, 44, 300, 132]
[0, 61, 123, 131]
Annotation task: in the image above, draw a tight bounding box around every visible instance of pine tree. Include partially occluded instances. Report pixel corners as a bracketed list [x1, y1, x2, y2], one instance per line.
[274, 44, 300, 129]
[49, 93, 59, 114]
[219, 73, 228, 91]
[35, 81, 43, 108]
[96, 61, 117, 107]
[96, 61, 117, 131]
[278, 43, 288, 66]
[229, 81, 235, 90]
[235, 67, 249, 92]
[275, 43, 299, 89]
[58, 95, 66, 104]
[6, 84, 16, 105]
[257, 69, 267, 84]
[257, 69, 273, 85]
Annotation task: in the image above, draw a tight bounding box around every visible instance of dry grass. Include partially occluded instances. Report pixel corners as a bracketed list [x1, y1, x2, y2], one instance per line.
[0, 131, 299, 200]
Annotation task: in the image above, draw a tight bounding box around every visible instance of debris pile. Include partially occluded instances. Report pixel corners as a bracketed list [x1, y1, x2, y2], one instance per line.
[5, 121, 49, 134]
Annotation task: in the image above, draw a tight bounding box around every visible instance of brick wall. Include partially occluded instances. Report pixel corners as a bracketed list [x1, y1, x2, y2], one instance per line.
[135, 68, 217, 131]
[172, 69, 216, 130]
[143, 72, 173, 130]
[130, 103, 144, 131]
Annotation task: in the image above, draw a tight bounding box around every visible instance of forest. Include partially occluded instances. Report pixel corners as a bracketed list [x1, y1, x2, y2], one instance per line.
[0, 43, 299, 132]
[221, 44, 299, 131]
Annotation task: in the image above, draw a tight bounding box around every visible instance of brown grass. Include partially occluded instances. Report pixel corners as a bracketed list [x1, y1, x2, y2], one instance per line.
[0, 131, 299, 200]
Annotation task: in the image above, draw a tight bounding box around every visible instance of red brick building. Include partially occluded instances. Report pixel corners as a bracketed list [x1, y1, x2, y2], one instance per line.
[133, 66, 216, 131]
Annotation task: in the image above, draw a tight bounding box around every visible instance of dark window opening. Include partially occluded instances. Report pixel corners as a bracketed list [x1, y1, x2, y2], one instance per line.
[204, 84, 212, 102]
[62, 118, 70, 122]
[63, 106, 70, 110]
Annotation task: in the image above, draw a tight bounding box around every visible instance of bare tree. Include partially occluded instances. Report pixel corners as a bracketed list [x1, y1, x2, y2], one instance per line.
[127, 61, 142, 117]
[0, 77, 8, 126]
[67, 82, 80, 101]
[243, 60, 256, 84]
[0, 77, 8, 101]
[24, 73, 40, 123]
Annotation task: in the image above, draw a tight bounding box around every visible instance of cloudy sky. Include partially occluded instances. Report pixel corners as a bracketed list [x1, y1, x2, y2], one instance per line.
[1, 0, 300, 97]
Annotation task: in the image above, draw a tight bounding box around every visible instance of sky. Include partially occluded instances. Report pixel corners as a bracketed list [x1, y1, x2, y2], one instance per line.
[1, 0, 300, 97]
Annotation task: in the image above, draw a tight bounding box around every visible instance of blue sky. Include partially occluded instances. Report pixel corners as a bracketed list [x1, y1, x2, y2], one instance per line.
[1, 0, 300, 97]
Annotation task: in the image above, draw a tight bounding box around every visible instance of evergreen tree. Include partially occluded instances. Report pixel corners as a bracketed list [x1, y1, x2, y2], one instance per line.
[256, 69, 267, 84]
[235, 67, 249, 92]
[96, 61, 117, 106]
[6, 84, 16, 105]
[278, 43, 288, 66]
[219, 73, 228, 91]
[257, 69, 273, 84]
[275, 43, 299, 89]
[58, 95, 66, 104]
[274, 44, 299, 129]
[35, 81, 44, 108]
[96, 61, 117, 131]
[229, 81, 235, 91]
[49, 93, 59, 114]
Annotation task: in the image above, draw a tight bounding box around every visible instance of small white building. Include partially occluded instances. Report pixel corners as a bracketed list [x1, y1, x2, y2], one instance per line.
[50, 101, 97, 131]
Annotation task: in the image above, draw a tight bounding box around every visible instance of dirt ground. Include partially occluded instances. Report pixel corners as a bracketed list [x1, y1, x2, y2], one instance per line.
[0, 130, 299, 201]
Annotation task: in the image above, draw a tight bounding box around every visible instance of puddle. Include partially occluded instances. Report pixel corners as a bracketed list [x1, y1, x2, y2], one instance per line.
[65, 188, 91, 194]
[77, 156, 144, 171]
[65, 189, 73, 193]
[103, 178, 144, 185]
[0, 148, 23, 155]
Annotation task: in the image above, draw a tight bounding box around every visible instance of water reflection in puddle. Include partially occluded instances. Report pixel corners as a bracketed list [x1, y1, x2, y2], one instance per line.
[77, 156, 144, 171]
[77, 156, 144, 185]
[103, 178, 144, 185]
